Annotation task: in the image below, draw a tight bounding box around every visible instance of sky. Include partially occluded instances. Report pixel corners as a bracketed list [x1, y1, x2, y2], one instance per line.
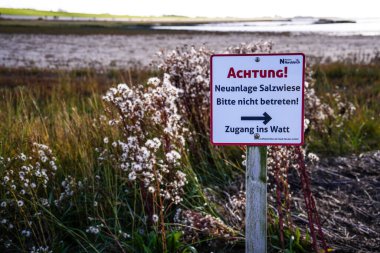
[0, 0, 379, 18]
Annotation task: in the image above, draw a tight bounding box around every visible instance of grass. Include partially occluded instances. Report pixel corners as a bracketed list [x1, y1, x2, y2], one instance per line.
[309, 61, 380, 155]
[0, 67, 159, 160]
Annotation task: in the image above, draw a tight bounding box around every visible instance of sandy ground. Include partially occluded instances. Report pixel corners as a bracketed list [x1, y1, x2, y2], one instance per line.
[0, 32, 379, 69]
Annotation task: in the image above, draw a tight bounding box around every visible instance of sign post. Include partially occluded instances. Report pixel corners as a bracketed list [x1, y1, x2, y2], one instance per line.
[210, 53, 305, 252]
[246, 146, 267, 252]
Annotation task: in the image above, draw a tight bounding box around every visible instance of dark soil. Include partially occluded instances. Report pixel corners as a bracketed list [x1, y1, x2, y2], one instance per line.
[291, 151, 380, 252]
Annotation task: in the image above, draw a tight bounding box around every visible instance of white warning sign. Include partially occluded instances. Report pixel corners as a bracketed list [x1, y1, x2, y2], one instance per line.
[210, 53, 305, 145]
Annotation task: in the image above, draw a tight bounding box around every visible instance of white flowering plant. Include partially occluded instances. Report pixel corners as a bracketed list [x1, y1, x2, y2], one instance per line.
[101, 74, 190, 251]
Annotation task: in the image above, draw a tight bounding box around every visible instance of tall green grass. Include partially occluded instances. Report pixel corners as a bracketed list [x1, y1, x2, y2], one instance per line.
[309, 62, 380, 155]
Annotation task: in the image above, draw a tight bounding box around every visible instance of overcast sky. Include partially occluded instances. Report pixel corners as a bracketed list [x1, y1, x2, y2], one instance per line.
[0, 0, 379, 18]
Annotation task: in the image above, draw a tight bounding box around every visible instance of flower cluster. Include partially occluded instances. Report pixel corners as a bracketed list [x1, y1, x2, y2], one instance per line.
[174, 209, 237, 242]
[267, 146, 295, 204]
[225, 191, 246, 228]
[224, 41, 273, 54]
[86, 225, 102, 235]
[303, 70, 334, 132]
[158, 45, 212, 136]
[159, 42, 274, 137]
[326, 91, 357, 127]
[55, 176, 83, 206]
[1, 143, 57, 206]
[29, 246, 52, 253]
[0, 143, 58, 251]
[102, 74, 188, 207]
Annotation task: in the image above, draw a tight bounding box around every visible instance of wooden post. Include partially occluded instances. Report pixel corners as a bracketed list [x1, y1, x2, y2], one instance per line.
[246, 146, 267, 253]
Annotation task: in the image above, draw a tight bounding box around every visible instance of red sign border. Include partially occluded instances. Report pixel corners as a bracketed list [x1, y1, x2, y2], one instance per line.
[210, 53, 306, 146]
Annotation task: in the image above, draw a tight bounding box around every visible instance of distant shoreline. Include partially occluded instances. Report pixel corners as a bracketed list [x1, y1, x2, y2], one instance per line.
[0, 7, 286, 24]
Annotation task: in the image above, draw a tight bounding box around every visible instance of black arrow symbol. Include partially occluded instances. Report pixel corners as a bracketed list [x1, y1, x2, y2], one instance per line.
[241, 112, 272, 125]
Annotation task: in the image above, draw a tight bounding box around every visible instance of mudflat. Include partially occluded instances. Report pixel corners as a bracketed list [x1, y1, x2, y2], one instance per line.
[0, 32, 379, 69]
